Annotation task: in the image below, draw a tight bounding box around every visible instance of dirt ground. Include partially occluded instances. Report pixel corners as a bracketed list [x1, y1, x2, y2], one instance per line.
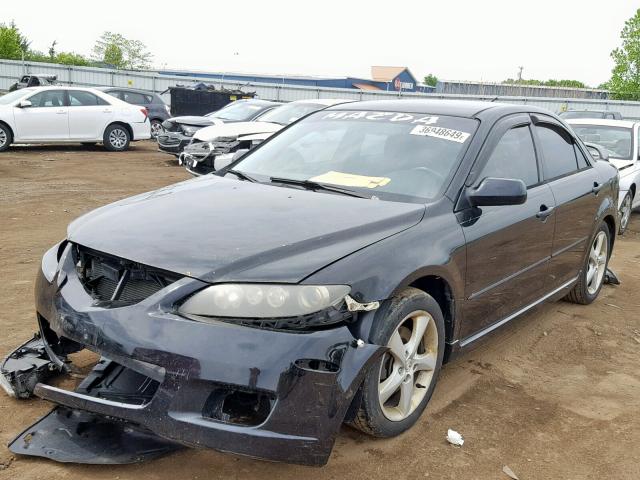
[0, 141, 639, 480]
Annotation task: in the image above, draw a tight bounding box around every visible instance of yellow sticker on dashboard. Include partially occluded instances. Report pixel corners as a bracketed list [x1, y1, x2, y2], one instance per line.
[310, 171, 391, 189]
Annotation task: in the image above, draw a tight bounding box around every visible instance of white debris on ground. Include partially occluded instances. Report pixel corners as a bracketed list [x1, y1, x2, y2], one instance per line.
[446, 429, 464, 446]
[502, 465, 520, 480]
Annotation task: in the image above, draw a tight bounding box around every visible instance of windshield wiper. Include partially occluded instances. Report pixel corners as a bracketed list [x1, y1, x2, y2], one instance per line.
[269, 177, 372, 199]
[226, 169, 258, 182]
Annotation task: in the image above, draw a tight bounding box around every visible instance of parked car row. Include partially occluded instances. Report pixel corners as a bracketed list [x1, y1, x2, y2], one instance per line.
[2, 99, 622, 467]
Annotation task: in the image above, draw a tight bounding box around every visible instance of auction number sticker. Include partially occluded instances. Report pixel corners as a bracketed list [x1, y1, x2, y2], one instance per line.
[410, 125, 470, 143]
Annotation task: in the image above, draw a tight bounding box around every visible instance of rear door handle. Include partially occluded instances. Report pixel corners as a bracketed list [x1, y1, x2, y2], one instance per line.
[102, 109, 112, 113]
[536, 204, 555, 220]
[56, 109, 66, 114]
[592, 182, 603, 194]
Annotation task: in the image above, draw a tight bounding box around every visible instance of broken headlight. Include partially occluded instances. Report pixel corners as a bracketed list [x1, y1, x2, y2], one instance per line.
[181, 125, 200, 137]
[41, 240, 67, 283]
[179, 284, 350, 319]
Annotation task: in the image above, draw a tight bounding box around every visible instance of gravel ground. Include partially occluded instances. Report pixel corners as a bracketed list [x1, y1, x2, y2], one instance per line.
[1, 141, 639, 479]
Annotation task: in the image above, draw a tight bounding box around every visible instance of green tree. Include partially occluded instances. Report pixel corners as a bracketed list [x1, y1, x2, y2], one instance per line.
[55, 52, 90, 66]
[92, 32, 152, 69]
[0, 21, 27, 60]
[423, 73, 438, 87]
[608, 8, 640, 100]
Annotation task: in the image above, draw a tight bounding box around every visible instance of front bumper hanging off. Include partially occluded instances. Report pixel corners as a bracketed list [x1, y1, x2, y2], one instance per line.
[1, 246, 384, 466]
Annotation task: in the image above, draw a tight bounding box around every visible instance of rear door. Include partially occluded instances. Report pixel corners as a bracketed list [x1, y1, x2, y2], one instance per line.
[67, 90, 113, 140]
[459, 114, 556, 340]
[12, 89, 68, 141]
[532, 114, 601, 287]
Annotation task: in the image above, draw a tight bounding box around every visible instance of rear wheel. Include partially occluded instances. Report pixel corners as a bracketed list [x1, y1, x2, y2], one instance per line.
[565, 222, 610, 304]
[0, 123, 12, 152]
[150, 119, 163, 139]
[349, 288, 445, 437]
[619, 192, 632, 234]
[103, 124, 130, 151]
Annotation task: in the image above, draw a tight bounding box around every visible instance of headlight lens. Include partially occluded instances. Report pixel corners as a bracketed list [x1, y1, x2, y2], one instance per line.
[179, 284, 350, 318]
[41, 240, 65, 282]
[181, 125, 199, 137]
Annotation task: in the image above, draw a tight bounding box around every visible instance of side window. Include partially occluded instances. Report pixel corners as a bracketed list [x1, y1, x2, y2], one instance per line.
[535, 124, 578, 179]
[574, 145, 590, 169]
[107, 90, 123, 100]
[479, 125, 539, 187]
[68, 91, 109, 106]
[27, 90, 66, 108]
[122, 92, 147, 105]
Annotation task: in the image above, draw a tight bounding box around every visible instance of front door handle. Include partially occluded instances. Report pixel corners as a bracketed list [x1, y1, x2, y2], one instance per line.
[592, 182, 603, 194]
[536, 204, 555, 220]
[56, 109, 66, 114]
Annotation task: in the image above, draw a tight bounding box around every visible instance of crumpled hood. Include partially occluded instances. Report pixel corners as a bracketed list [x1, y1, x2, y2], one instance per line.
[167, 116, 222, 127]
[193, 121, 282, 142]
[67, 176, 425, 283]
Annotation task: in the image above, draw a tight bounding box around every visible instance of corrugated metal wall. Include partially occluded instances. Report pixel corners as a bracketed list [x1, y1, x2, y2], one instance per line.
[2, 59, 639, 118]
[435, 80, 609, 99]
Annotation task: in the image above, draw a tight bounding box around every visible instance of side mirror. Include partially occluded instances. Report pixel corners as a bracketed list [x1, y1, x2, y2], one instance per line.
[467, 177, 527, 207]
[18, 100, 32, 108]
[584, 142, 609, 162]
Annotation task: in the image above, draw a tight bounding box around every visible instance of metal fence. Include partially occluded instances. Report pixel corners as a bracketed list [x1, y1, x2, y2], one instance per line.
[2, 58, 640, 119]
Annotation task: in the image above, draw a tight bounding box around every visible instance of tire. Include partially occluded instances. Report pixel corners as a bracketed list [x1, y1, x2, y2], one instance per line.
[103, 124, 130, 152]
[150, 119, 163, 139]
[618, 192, 632, 235]
[349, 287, 445, 437]
[565, 222, 610, 305]
[0, 123, 13, 152]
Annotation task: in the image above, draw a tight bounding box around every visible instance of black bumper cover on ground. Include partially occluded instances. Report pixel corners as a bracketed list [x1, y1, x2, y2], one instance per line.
[4, 248, 384, 466]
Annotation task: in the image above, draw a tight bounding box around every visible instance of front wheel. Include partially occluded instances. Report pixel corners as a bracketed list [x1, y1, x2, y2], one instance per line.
[103, 124, 130, 152]
[0, 123, 13, 152]
[349, 287, 445, 437]
[619, 193, 632, 235]
[565, 222, 610, 305]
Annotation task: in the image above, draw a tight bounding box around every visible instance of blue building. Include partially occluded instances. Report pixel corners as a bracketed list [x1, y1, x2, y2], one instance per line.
[158, 66, 433, 93]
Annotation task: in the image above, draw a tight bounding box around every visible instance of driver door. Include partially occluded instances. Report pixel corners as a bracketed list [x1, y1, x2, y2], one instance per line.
[13, 90, 69, 141]
[458, 114, 556, 342]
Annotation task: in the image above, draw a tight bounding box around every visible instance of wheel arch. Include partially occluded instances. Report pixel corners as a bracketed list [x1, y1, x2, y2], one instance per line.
[406, 275, 456, 354]
[105, 121, 133, 141]
[0, 120, 15, 140]
[602, 214, 616, 250]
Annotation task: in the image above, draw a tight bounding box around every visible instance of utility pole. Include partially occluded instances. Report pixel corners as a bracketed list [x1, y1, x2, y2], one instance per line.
[517, 66, 524, 82]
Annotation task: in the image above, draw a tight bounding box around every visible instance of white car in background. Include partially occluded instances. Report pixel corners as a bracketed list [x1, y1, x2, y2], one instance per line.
[568, 118, 640, 234]
[181, 99, 351, 175]
[0, 86, 151, 152]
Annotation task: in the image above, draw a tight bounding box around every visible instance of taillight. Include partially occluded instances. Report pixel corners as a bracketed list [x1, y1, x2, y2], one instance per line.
[140, 107, 148, 119]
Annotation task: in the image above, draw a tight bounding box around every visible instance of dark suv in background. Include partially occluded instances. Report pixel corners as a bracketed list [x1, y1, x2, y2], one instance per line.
[99, 87, 171, 138]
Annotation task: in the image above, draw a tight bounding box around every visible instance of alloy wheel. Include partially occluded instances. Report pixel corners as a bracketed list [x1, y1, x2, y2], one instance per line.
[0, 129, 7, 148]
[109, 128, 128, 149]
[150, 121, 163, 138]
[378, 310, 438, 421]
[620, 194, 632, 232]
[586, 231, 608, 295]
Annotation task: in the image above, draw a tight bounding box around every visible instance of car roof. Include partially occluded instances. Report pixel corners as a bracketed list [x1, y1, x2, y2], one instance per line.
[566, 118, 636, 128]
[323, 99, 550, 118]
[96, 86, 157, 95]
[292, 98, 352, 106]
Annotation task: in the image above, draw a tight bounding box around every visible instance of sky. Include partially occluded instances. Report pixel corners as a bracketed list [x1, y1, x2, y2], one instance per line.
[2, 0, 637, 87]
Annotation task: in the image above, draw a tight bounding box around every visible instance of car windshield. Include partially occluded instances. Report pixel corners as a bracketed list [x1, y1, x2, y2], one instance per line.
[570, 124, 633, 160]
[257, 102, 328, 126]
[233, 110, 478, 203]
[0, 89, 33, 105]
[209, 101, 268, 121]
[560, 111, 605, 119]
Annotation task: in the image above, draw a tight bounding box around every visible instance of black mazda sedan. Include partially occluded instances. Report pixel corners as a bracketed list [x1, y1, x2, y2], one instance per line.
[2, 100, 619, 466]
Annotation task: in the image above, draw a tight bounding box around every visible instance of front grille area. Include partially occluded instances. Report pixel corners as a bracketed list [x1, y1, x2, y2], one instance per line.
[73, 244, 181, 307]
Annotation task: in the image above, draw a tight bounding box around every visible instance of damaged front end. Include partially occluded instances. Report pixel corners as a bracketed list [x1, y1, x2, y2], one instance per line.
[2, 242, 384, 466]
[182, 136, 258, 176]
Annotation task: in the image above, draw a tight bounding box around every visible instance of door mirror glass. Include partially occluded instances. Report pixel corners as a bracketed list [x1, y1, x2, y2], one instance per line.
[467, 177, 527, 207]
[584, 142, 609, 162]
[18, 100, 32, 108]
